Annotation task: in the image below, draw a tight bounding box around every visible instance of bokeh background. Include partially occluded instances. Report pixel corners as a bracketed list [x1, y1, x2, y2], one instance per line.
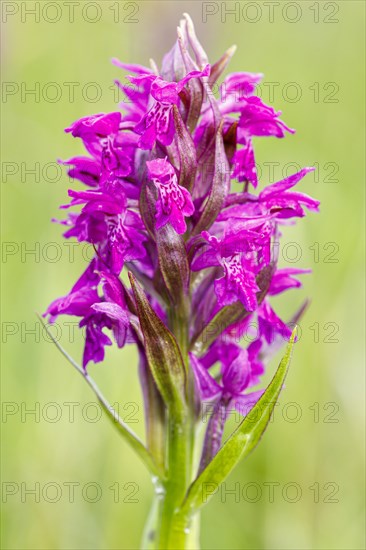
[1, 1, 365, 549]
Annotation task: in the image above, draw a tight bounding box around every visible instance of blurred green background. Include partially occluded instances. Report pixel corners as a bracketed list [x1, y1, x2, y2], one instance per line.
[1, 1, 365, 548]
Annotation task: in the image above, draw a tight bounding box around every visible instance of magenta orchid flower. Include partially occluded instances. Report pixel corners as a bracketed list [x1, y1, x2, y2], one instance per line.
[43, 14, 318, 549]
[146, 157, 194, 234]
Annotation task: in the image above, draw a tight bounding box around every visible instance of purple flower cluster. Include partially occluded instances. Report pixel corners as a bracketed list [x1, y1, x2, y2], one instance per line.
[45, 15, 318, 425]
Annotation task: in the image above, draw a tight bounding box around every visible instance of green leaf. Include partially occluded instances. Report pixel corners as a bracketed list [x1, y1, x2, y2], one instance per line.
[128, 273, 187, 418]
[191, 301, 248, 355]
[37, 315, 163, 479]
[181, 329, 296, 514]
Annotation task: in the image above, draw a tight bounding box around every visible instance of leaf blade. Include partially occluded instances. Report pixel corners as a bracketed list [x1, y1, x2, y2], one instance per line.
[128, 273, 187, 417]
[182, 330, 296, 514]
[37, 314, 162, 478]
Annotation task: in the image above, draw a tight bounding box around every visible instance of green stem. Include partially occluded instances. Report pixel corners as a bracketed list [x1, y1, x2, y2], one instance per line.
[156, 411, 191, 548]
[141, 486, 200, 550]
[170, 299, 197, 467]
[145, 300, 199, 549]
